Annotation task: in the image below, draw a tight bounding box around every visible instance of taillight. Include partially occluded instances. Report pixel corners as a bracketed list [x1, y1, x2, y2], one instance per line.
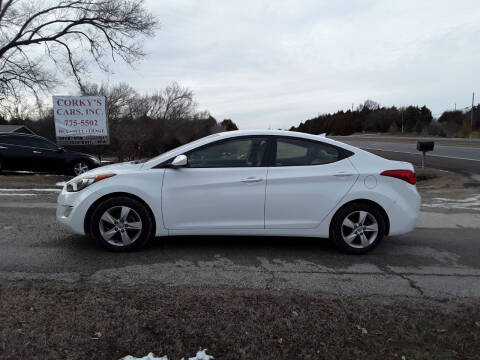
[380, 169, 416, 185]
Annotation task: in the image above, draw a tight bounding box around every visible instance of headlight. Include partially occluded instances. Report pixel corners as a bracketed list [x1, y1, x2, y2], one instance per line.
[66, 174, 115, 192]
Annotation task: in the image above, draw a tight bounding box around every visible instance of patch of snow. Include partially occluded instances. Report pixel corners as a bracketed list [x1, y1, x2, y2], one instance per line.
[188, 350, 214, 360]
[120, 349, 213, 360]
[121, 353, 167, 360]
[422, 194, 480, 211]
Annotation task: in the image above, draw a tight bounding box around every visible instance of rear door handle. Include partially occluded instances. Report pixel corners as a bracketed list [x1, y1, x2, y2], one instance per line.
[0, 146, 7, 149]
[33, 150, 42, 154]
[240, 177, 263, 183]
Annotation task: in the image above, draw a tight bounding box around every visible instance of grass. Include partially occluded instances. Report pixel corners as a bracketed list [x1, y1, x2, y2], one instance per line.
[379, 132, 480, 139]
[1, 281, 480, 360]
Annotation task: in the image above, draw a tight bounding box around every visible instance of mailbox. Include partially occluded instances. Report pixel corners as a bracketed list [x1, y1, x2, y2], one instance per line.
[417, 141, 434, 168]
[417, 141, 434, 152]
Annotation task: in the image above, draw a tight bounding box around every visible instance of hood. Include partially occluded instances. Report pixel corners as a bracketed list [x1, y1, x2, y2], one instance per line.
[76, 161, 144, 177]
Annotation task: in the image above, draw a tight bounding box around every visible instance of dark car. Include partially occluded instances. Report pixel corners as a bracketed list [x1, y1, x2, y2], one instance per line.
[0, 133, 101, 175]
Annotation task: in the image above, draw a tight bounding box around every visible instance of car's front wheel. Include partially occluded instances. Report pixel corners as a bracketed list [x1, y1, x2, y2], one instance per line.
[89, 196, 154, 251]
[331, 202, 386, 254]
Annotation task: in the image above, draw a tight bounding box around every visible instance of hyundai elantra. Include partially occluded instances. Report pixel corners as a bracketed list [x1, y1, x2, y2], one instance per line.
[57, 130, 420, 254]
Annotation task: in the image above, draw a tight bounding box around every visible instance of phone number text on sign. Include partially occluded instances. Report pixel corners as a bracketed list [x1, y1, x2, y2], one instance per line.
[53, 96, 109, 145]
[63, 120, 99, 127]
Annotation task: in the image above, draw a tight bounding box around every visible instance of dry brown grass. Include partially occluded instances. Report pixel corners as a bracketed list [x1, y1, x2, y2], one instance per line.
[1, 281, 480, 360]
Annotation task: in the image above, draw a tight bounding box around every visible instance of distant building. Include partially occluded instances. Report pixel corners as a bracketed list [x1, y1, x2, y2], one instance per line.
[0, 124, 34, 134]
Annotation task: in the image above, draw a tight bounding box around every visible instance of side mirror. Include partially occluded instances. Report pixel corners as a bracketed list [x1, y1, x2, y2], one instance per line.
[57, 147, 65, 153]
[171, 154, 188, 168]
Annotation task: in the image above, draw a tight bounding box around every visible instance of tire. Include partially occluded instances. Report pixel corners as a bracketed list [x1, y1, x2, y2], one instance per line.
[71, 160, 90, 176]
[89, 196, 154, 252]
[330, 202, 386, 254]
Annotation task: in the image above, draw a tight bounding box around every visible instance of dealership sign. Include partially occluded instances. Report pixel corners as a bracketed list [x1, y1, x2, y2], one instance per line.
[53, 96, 109, 145]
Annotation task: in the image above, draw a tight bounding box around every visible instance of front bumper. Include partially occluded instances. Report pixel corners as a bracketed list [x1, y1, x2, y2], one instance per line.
[56, 187, 101, 235]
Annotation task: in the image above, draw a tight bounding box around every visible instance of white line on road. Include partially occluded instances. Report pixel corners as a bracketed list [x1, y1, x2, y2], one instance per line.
[0, 193, 36, 196]
[0, 188, 61, 192]
[0, 202, 57, 208]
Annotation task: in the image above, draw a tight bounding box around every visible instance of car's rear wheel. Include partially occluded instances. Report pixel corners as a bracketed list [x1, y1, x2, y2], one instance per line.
[89, 197, 154, 251]
[72, 160, 89, 176]
[331, 202, 385, 254]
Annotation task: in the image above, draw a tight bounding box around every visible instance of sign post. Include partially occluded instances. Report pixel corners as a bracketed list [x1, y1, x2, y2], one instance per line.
[53, 96, 109, 146]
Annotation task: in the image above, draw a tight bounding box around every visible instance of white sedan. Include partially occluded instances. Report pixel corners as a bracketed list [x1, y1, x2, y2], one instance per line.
[57, 130, 421, 254]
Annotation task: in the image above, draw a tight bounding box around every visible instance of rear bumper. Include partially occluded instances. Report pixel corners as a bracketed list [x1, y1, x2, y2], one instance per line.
[388, 185, 421, 236]
[56, 187, 100, 235]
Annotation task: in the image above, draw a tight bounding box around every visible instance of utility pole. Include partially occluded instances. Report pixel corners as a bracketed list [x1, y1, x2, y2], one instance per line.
[471, 92, 475, 139]
[455, 103, 456, 111]
[401, 110, 404, 133]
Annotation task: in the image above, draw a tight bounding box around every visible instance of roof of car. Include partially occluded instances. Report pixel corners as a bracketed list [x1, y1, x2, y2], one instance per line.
[212, 129, 340, 145]
[213, 129, 324, 139]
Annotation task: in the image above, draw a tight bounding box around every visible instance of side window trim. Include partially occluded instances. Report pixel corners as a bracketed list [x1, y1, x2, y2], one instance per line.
[272, 136, 353, 167]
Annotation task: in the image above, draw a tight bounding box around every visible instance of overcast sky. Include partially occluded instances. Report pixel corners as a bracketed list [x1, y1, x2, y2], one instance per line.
[93, 0, 480, 129]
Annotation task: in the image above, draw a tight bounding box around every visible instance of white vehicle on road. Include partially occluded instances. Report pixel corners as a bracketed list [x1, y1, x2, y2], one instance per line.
[57, 130, 421, 254]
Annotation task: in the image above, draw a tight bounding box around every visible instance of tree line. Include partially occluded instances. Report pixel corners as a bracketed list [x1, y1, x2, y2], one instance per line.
[0, 82, 238, 161]
[290, 100, 479, 138]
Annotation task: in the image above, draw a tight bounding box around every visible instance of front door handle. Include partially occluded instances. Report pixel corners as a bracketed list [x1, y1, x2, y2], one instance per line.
[240, 177, 263, 183]
[334, 172, 354, 177]
[0, 146, 7, 149]
[33, 150, 42, 154]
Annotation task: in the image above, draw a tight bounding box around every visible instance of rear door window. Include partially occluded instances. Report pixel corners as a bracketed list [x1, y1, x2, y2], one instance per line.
[275, 137, 342, 166]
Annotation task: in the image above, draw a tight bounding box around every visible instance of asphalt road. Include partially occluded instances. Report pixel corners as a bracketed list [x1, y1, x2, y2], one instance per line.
[1, 195, 480, 299]
[333, 137, 480, 174]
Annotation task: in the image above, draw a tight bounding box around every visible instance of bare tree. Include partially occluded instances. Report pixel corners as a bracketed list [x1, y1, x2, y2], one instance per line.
[82, 81, 139, 121]
[146, 82, 195, 121]
[0, 0, 157, 101]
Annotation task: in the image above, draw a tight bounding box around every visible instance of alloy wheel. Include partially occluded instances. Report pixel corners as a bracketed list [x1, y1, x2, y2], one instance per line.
[341, 210, 379, 249]
[99, 206, 143, 247]
[73, 161, 89, 175]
